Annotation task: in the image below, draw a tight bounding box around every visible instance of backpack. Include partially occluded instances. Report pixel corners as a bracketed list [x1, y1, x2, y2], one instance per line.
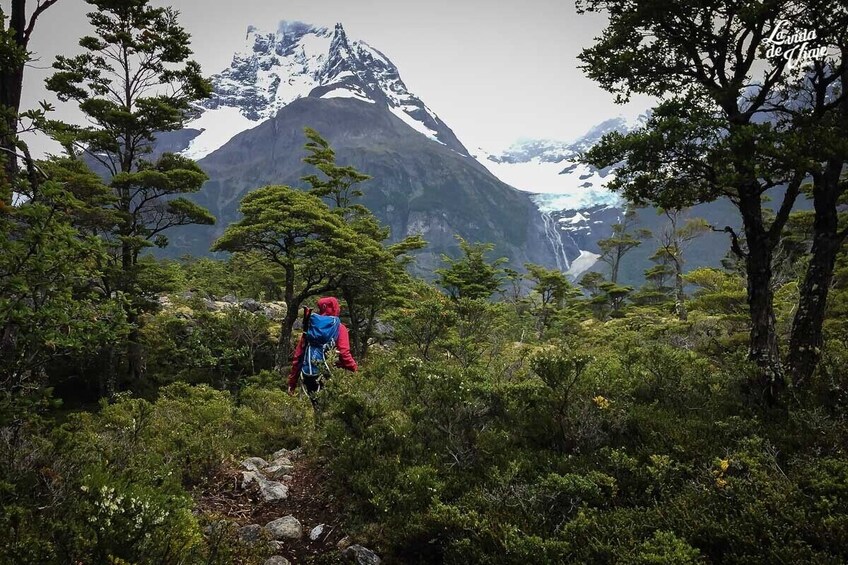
[300, 311, 341, 378]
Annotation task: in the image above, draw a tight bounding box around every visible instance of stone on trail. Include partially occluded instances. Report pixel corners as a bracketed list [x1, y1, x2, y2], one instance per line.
[344, 544, 382, 565]
[336, 535, 352, 550]
[265, 515, 303, 540]
[264, 557, 290, 565]
[310, 523, 325, 541]
[241, 457, 269, 472]
[256, 475, 289, 502]
[238, 524, 263, 543]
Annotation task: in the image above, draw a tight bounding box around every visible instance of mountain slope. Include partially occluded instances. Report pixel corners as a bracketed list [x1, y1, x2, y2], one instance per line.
[166, 96, 569, 274]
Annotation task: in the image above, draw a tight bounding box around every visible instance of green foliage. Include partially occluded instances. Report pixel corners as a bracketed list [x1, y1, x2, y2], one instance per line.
[436, 236, 507, 300]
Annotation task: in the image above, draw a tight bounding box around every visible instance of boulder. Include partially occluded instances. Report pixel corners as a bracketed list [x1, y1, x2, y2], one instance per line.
[262, 301, 287, 320]
[264, 557, 290, 565]
[238, 524, 263, 543]
[241, 457, 269, 472]
[344, 544, 381, 565]
[266, 515, 302, 540]
[221, 294, 238, 303]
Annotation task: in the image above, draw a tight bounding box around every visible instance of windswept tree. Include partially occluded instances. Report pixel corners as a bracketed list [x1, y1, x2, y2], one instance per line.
[46, 0, 214, 383]
[211, 185, 371, 370]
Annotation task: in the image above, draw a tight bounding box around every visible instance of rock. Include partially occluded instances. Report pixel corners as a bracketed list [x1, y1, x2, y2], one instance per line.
[262, 301, 287, 320]
[266, 515, 302, 540]
[267, 540, 286, 552]
[309, 524, 325, 541]
[264, 557, 290, 565]
[221, 294, 238, 303]
[264, 463, 295, 479]
[241, 471, 258, 488]
[280, 474, 294, 483]
[272, 447, 302, 461]
[241, 457, 269, 472]
[241, 298, 261, 312]
[336, 536, 352, 550]
[238, 524, 263, 543]
[344, 544, 381, 565]
[257, 475, 289, 501]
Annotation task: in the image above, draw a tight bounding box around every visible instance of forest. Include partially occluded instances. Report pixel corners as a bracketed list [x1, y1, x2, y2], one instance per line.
[2, 0, 848, 563]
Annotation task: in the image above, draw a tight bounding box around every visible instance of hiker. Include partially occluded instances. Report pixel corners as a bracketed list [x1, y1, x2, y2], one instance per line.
[288, 297, 358, 401]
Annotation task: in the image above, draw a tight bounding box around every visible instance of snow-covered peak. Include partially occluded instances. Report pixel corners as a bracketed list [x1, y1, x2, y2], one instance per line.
[181, 20, 468, 160]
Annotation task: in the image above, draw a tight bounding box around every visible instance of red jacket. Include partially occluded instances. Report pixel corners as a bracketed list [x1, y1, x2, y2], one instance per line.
[288, 297, 358, 390]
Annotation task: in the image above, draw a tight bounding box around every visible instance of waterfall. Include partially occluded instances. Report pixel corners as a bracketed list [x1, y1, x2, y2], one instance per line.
[541, 211, 570, 271]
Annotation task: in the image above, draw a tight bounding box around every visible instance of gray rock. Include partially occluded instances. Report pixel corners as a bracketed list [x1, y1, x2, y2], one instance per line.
[264, 557, 290, 565]
[241, 471, 259, 488]
[280, 474, 294, 483]
[344, 545, 381, 565]
[272, 447, 302, 461]
[257, 476, 289, 501]
[309, 523, 325, 541]
[265, 463, 295, 479]
[266, 515, 302, 540]
[238, 524, 263, 543]
[221, 294, 238, 303]
[242, 457, 269, 472]
[241, 298, 261, 312]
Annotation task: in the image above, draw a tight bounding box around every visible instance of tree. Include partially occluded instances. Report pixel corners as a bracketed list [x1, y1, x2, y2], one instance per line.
[0, 0, 61, 180]
[211, 185, 368, 372]
[525, 263, 577, 337]
[776, 10, 848, 384]
[436, 236, 506, 301]
[577, 0, 822, 395]
[300, 127, 426, 359]
[654, 211, 710, 320]
[46, 0, 214, 385]
[596, 207, 651, 284]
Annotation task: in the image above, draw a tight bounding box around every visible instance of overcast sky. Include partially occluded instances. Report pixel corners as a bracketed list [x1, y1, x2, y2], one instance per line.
[14, 0, 654, 156]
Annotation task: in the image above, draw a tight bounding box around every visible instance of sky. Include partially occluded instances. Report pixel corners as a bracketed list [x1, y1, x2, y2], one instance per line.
[13, 0, 654, 156]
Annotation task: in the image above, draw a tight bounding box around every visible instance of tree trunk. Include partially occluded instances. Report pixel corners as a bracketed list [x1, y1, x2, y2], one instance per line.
[741, 200, 783, 398]
[274, 311, 298, 374]
[673, 258, 687, 321]
[0, 1, 27, 181]
[787, 167, 842, 386]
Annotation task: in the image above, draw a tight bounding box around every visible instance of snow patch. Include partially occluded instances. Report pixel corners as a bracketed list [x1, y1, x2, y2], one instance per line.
[567, 250, 601, 279]
[321, 87, 375, 103]
[389, 105, 444, 144]
[181, 106, 261, 160]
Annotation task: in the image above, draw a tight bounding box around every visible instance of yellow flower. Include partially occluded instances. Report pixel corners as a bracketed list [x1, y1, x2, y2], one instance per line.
[593, 395, 611, 410]
[718, 459, 730, 473]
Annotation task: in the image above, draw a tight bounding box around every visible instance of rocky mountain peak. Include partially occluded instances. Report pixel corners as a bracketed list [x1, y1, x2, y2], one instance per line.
[180, 20, 469, 160]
